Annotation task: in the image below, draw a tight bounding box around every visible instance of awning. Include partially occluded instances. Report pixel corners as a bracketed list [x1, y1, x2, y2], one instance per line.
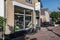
[13, 1, 34, 10]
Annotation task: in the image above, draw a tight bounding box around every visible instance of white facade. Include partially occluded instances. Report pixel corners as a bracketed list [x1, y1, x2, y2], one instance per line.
[45, 11, 50, 22]
[0, 0, 4, 17]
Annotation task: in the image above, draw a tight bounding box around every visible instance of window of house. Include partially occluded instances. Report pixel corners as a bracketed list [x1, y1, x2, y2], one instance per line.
[38, 0, 40, 2]
[26, 0, 32, 4]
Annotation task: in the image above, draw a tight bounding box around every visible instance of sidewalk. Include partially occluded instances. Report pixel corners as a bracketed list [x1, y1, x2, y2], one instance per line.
[0, 32, 2, 40]
[47, 26, 60, 36]
[7, 27, 60, 40]
[25, 27, 60, 40]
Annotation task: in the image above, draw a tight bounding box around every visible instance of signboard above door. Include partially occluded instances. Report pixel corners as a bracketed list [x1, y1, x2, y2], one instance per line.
[35, 2, 40, 11]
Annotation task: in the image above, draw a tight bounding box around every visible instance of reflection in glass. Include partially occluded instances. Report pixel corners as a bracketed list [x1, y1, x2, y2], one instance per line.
[14, 15, 24, 31]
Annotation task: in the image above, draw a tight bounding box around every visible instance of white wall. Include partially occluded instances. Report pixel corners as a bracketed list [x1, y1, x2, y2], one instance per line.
[45, 11, 50, 22]
[0, 0, 4, 17]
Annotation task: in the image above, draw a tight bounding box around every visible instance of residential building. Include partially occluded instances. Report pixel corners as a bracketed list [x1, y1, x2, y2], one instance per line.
[41, 8, 50, 23]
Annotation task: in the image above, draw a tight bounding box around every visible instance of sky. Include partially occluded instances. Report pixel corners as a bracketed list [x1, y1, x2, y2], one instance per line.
[41, 0, 60, 11]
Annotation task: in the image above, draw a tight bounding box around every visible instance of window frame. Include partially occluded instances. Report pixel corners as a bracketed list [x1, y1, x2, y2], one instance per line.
[26, 0, 32, 4]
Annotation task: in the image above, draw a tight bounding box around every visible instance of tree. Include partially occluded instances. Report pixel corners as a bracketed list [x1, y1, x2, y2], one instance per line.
[50, 11, 60, 22]
[0, 16, 6, 28]
[58, 12, 60, 18]
[50, 11, 58, 22]
[57, 12, 60, 21]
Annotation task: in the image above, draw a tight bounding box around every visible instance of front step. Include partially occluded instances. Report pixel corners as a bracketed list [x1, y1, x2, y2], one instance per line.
[41, 27, 48, 31]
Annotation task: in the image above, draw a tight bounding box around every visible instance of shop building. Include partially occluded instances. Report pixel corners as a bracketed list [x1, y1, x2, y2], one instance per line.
[4, 0, 41, 34]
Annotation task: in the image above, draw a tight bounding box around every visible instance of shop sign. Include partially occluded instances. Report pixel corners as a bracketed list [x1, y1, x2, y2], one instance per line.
[35, 2, 40, 11]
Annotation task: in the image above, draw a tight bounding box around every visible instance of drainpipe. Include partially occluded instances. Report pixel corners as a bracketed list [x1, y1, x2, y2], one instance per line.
[38, 2, 41, 29]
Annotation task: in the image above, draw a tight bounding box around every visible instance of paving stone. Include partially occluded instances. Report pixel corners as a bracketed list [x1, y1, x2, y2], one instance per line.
[52, 26, 60, 36]
[47, 26, 60, 36]
[25, 27, 60, 40]
[0, 32, 2, 40]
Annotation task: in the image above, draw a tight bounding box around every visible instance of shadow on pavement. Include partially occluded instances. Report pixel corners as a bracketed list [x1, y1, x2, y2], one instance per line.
[30, 38, 37, 40]
[4, 30, 27, 40]
[0, 32, 3, 40]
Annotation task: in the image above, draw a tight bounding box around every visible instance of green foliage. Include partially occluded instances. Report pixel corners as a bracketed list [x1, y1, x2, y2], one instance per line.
[58, 12, 60, 18]
[15, 26, 20, 30]
[0, 16, 6, 27]
[50, 11, 60, 22]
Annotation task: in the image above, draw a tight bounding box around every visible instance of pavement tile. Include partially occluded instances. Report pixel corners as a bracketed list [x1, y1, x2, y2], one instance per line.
[25, 29, 60, 40]
[12, 27, 60, 40]
[47, 26, 60, 36]
[52, 26, 60, 35]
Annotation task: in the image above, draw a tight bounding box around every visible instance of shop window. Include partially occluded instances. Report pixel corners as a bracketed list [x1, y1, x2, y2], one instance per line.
[26, 0, 32, 4]
[14, 6, 33, 31]
[25, 10, 32, 28]
[14, 15, 24, 31]
[25, 16, 32, 28]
